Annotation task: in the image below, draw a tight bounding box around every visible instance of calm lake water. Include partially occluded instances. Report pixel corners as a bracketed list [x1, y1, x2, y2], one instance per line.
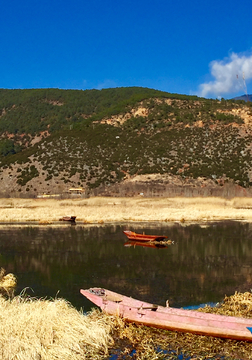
[0, 221, 252, 312]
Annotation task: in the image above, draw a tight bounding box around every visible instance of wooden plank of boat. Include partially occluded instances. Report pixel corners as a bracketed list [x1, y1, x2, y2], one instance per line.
[123, 230, 168, 242]
[80, 287, 252, 342]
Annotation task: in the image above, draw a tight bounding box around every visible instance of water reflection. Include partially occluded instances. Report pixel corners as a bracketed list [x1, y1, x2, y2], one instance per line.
[124, 241, 169, 249]
[0, 221, 252, 311]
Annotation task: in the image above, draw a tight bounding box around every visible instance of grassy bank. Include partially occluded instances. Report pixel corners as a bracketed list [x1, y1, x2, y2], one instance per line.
[1, 270, 252, 359]
[0, 196, 252, 223]
[0, 297, 113, 360]
[0, 291, 252, 359]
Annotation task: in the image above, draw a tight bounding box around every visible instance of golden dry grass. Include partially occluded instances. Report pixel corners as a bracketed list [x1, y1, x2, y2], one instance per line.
[0, 296, 113, 360]
[0, 271, 113, 359]
[1, 196, 252, 223]
[0, 270, 252, 360]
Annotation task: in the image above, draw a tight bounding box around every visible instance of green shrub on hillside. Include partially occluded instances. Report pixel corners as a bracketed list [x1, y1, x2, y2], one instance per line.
[0, 87, 250, 192]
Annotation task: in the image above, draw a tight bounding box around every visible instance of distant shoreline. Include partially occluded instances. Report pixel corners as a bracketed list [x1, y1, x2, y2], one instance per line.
[0, 196, 252, 223]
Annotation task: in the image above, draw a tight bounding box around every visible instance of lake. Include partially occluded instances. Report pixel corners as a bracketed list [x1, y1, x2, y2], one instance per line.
[0, 221, 252, 312]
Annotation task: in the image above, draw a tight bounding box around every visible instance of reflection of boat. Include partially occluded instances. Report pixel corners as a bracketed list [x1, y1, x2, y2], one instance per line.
[124, 241, 168, 249]
[123, 230, 168, 242]
[80, 287, 252, 342]
[59, 216, 76, 223]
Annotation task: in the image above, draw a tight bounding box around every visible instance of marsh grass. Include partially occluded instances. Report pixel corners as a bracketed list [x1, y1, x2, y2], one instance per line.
[198, 291, 252, 318]
[0, 269, 112, 359]
[1, 196, 252, 223]
[0, 296, 113, 360]
[0, 297, 251, 360]
[0, 269, 252, 360]
[102, 291, 252, 359]
[231, 197, 252, 209]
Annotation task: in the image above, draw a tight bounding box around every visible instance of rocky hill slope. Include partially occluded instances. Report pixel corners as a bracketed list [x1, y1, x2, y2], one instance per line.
[0, 87, 252, 198]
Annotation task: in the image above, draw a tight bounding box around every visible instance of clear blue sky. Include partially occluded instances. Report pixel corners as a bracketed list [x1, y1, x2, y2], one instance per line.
[1, 0, 252, 99]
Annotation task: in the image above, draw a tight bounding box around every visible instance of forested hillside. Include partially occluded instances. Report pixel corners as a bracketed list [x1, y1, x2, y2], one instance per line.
[0, 87, 251, 198]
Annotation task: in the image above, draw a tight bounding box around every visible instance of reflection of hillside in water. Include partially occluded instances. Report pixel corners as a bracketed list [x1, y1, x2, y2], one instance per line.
[0, 221, 252, 309]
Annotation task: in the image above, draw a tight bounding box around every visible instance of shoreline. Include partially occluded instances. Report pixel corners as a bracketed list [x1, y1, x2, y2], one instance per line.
[0, 196, 252, 223]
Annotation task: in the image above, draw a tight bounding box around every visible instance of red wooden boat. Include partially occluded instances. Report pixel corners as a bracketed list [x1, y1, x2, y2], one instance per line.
[123, 230, 168, 242]
[80, 287, 252, 342]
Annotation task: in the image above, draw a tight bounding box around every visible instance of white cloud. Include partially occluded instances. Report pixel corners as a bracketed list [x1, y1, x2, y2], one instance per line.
[96, 79, 117, 90]
[198, 52, 252, 98]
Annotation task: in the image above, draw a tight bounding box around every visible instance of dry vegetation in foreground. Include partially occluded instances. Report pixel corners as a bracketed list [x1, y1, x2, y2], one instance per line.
[0, 297, 113, 360]
[0, 196, 252, 223]
[1, 270, 252, 359]
[0, 269, 113, 360]
[1, 293, 252, 359]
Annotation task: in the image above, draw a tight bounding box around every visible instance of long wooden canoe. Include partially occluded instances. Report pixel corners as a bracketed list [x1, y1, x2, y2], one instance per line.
[80, 287, 252, 342]
[123, 230, 168, 242]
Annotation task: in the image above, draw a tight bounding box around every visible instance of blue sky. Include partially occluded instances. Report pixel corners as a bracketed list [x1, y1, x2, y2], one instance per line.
[1, 0, 252, 99]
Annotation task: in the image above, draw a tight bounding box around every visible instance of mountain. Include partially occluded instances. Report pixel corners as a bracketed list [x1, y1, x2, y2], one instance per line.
[232, 94, 252, 102]
[0, 87, 252, 198]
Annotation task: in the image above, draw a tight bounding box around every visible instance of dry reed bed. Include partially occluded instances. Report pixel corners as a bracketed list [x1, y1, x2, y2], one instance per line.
[0, 296, 113, 360]
[0, 196, 252, 223]
[0, 270, 112, 360]
[1, 292, 252, 360]
[1, 269, 252, 359]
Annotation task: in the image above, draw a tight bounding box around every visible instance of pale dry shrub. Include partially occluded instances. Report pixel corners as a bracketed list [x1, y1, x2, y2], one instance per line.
[0, 268, 16, 297]
[0, 296, 113, 360]
[199, 291, 252, 318]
